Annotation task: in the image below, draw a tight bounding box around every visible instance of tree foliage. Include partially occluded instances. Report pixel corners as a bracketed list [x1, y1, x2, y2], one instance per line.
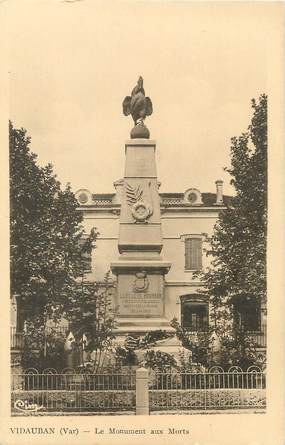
[171, 317, 214, 368]
[66, 273, 117, 372]
[200, 95, 267, 343]
[10, 122, 118, 370]
[21, 320, 67, 371]
[10, 122, 86, 319]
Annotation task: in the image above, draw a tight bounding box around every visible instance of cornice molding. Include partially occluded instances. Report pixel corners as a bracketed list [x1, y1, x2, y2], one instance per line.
[165, 281, 204, 287]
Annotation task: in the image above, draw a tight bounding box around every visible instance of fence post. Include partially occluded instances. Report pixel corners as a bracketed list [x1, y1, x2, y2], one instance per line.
[136, 367, 149, 415]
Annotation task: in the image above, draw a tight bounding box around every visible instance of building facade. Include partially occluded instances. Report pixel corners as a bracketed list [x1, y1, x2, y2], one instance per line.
[74, 177, 266, 357]
[10, 75, 266, 365]
[10, 170, 266, 368]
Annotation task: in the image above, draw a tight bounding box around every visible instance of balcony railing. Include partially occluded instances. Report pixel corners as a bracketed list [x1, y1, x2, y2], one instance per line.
[10, 327, 24, 349]
[44, 326, 70, 336]
[11, 325, 71, 350]
[183, 324, 267, 348]
[246, 325, 267, 348]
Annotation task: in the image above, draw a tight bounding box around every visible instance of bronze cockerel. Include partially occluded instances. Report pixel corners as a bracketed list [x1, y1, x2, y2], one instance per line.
[122, 77, 153, 126]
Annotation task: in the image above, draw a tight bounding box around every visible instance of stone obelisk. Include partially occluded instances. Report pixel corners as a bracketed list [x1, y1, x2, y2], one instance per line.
[111, 77, 172, 334]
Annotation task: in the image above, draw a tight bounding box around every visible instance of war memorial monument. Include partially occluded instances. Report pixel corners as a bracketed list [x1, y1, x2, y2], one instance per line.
[111, 77, 173, 335]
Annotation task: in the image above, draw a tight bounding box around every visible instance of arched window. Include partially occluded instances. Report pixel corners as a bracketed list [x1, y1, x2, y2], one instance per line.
[181, 294, 208, 331]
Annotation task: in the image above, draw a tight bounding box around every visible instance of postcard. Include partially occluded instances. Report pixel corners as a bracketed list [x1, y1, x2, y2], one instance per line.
[1, 1, 284, 444]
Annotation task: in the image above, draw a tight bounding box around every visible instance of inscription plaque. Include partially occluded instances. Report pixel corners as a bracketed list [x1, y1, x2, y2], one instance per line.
[117, 273, 164, 317]
[119, 291, 163, 316]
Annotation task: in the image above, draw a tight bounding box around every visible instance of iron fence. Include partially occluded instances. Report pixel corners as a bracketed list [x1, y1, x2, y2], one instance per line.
[11, 368, 136, 414]
[11, 366, 266, 414]
[149, 366, 266, 411]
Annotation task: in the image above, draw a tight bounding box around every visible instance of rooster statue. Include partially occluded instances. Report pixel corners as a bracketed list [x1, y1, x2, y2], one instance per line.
[122, 77, 153, 138]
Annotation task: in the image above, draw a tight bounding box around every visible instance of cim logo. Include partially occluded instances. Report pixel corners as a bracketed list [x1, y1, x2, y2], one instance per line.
[14, 399, 45, 412]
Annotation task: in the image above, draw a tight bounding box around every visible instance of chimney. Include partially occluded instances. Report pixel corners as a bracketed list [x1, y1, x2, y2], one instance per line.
[215, 180, 223, 205]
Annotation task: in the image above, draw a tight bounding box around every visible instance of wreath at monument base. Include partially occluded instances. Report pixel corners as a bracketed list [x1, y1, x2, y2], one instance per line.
[131, 201, 151, 222]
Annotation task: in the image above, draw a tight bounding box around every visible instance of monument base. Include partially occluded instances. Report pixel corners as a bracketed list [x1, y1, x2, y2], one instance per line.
[111, 260, 172, 335]
[114, 334, 186, 363]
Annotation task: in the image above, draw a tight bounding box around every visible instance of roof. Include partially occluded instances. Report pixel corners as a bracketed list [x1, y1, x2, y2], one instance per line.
[86, 192, 232, 208]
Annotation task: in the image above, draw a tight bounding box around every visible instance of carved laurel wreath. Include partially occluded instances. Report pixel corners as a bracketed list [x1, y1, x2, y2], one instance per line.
[125, 182, 153, 222]
[125, 183, 143, 205]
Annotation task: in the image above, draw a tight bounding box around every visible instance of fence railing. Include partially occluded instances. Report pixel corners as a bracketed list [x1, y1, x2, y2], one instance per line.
[11, 366, 266, 415]
[149, 366, 266, 411]
[12, 368, 136, 414]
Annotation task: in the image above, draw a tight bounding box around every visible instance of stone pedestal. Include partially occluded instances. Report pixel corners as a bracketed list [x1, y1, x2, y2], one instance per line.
[118, 139, 162, 256]
[111, 139, 173, 334]
[111, 261, 172, 333]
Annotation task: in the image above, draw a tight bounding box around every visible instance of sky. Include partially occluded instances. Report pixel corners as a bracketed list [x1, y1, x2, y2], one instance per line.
[7, 0, 269, 196]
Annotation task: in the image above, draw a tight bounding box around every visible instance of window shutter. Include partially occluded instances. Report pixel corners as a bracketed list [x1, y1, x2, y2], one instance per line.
[185, 238, 202, 270]
[185, 239, 191, 270]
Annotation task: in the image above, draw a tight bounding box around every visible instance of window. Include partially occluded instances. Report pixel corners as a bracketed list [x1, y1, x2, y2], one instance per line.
[181, 295, 208, 331]
[183, 188, 202, 205]
[234, 301, 261, 332]
[185, 237, 202, 270]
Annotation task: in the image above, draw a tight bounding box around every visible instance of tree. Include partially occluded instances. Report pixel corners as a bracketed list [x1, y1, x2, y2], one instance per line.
[65, 272, 117, 372]
[10, 122, 85, 323]
[10, 123, 119, 371]
[170, 317, 214, 368]
[199, 95, 267, 368]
